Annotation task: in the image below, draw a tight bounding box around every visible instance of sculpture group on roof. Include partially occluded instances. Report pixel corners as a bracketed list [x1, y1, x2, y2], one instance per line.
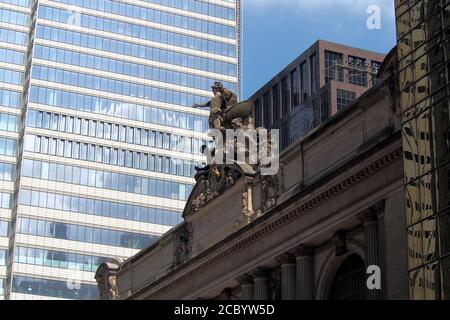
[186, 82, 279, 216]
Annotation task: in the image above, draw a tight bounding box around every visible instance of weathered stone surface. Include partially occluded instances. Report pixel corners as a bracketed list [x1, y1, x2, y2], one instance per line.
[186, 177, 255, 256]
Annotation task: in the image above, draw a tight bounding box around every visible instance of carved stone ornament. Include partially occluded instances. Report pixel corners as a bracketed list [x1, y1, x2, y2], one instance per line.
[183, 163, 255, 218]
[94, 258, 122, 300]
[333, 230, 349, 257]
[183, 83, 278, 219]
[174, 223, 193, 266]
[259, 164, 284, 213]
[269, 269, 281, 301]
[242, 185, 254, 221]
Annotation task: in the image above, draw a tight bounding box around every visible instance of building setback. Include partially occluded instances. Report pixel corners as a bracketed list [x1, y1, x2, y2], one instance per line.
[250, 40, 385, 150]
[0, 0, 240, 299]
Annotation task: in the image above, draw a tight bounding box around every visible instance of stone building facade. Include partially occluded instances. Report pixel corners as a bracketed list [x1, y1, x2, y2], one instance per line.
[95, 51, 412, 300]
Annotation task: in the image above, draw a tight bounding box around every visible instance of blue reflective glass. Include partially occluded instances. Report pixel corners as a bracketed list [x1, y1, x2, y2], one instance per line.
[17, 217, 157, 249]
[38, 6, 236, 57]
[12, 275, 98, 300]
[34, 45, 237, 92]
[35, 25, 237, 77]
[21, 159, 193, 201]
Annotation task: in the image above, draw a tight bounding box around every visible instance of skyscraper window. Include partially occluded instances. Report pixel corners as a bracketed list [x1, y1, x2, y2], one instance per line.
[0, 0, 240, 300]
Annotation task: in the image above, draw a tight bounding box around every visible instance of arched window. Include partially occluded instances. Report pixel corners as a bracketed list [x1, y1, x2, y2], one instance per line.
[330, 254, 366, 300]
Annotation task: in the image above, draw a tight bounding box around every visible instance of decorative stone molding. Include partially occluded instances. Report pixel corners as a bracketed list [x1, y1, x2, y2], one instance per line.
[293, 245, 315, 258]
[275, 253, 296, 266]
[95, 258, 122, 300]
[242, 184, 254, 221]
[131, 145, 402, 299]
[236, 274, 254, 300]
[236, 274, 254, 285]
[268, 269, 281, 301]
[252, 267, 271, 280]
[184, 163, 255, 218]
[333, 230, 349, 257]
[190, 176, 218, 214]
[259, 165, 284, 213]
[220, 287, 240, 300]
[360, 200, 386, 225]
[316, 240, 366, 300]
[174, 223, 193, 266]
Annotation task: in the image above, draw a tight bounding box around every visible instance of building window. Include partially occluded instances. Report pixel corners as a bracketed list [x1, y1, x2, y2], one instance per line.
[299, 104, 313, 138]
[312, 99, 320, 127]
[371, 61, 382, 86]
[0, 278, 4, 296]
[12, 275, 98, 300]
[281, 77, 290, 116]
[348, 55, 368, 86]
[325, 50, 344, 83]
[0, 220, 9, 236]
[310, 54, 318, 95]
[0, 249, 7, 266]
[337, 89, 356, 110]
[290, 68, 300, 108]
[17, 216, 157, 250]
[300, 61, 308, 102]
[254, 99, 262, 127]
[330, 254, 366, 300]
[263, 91, 271, 128]
[320, 94, 330, 123]
[272, 84, 280, 124]
[281, 120, 290, 150]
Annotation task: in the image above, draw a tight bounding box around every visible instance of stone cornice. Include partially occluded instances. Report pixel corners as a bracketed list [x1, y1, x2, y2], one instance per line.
[129, 136, 403, 299]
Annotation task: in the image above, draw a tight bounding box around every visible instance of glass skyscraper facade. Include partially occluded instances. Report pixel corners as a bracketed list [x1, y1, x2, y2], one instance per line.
[0, 0, 240, 299]
[395, 0, 449, 299]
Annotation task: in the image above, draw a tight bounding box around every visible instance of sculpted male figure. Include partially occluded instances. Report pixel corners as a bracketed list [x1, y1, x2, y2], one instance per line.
[194, 81, 238, 130]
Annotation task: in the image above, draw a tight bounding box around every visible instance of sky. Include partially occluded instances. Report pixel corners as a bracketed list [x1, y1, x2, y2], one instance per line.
[241, 0, 397, 99]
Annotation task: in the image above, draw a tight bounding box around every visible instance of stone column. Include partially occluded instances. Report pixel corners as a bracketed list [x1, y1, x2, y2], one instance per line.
[236, 274, 254, 300]
[252, 268, 270, 300]
[361, 203, 383, 300]
[276, 253, 296, 300]
[293, 245, 315, 300]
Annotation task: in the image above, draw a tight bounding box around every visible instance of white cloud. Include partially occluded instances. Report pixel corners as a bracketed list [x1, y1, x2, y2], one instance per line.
[245, 0, 394, 16]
